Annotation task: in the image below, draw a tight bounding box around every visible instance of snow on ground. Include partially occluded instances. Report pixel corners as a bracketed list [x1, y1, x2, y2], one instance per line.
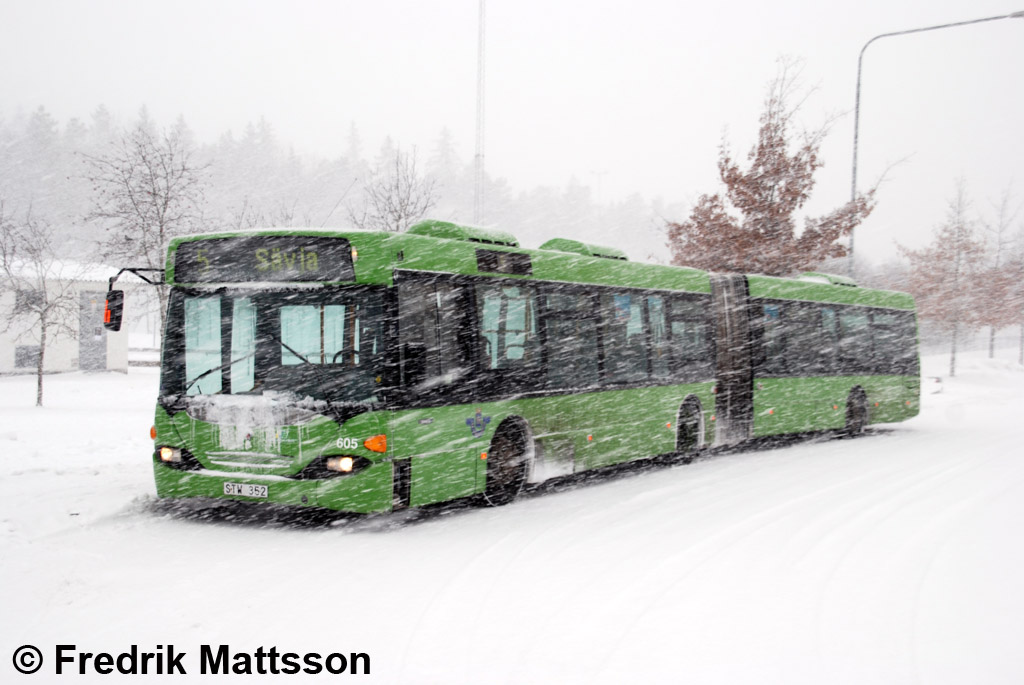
[1, 352, 1023, 683]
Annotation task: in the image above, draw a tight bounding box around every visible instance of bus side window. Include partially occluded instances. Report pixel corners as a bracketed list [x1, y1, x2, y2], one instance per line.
[759, 303, 785, 376]
[872, 310, 917, 375]
[820, 307, 839, 374]
[543, 289, 599, 390]
[398, 279, 470, 395]
[786, 303, 823, 375]
[902, 312, 920, 375]
[838, 308, 871, 373]
[647, 295, 671, 379]
[667, 295, 714, 380]
[476, 283, 539, 374]
[600, 292, 648, 384]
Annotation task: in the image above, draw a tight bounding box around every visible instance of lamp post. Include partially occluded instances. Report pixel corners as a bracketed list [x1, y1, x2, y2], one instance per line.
[849, 10, 1024, 278]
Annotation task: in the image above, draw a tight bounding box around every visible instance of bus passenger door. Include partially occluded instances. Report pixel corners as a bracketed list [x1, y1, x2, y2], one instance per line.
[392, 275, 480, 507]
[473, 282, 577, 480]
[534, 289, 599, 474]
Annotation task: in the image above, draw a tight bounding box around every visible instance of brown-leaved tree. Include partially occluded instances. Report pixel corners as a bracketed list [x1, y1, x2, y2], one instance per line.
[978, 187, 1022, 358]
[666, 61, 876, 276]
[900, 182, 987, 377]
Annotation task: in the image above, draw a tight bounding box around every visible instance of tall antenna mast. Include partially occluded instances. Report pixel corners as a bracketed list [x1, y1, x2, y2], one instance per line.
[473, 0, 486, 225]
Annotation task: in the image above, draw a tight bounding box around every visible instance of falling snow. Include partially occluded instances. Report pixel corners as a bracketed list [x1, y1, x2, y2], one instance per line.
[2, 351, 1022, 683]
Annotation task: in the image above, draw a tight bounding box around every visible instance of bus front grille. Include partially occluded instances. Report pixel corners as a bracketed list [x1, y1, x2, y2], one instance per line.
[206, 451, 295, 469]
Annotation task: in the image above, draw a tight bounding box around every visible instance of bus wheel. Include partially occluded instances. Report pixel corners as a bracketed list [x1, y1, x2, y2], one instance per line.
[676, 398, 703, 464]
[483, 425, 530, 507]
[845, 388, 869, 437]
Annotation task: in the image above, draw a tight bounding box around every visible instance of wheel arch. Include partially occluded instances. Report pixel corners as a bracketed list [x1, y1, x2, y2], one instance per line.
[845, 385, 870, 433]
[675, 394, 706, 453]
[489, 415, 534, 473]
[491, 415, 532, 453]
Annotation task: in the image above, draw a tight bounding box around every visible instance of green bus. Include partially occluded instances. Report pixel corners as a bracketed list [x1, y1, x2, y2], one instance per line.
[104, 221, 919, 513]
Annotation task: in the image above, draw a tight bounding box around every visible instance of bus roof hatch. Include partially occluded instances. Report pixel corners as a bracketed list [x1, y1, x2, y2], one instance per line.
[407, 220, 519, 247]
[539, 238, 628, 261]
[798, 272, 858, 287]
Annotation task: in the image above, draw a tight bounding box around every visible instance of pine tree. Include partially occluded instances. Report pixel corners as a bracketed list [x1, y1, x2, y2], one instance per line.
[666, 61, 875, 276]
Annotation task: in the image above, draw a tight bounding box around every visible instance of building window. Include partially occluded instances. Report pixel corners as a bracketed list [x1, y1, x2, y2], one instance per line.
[15, 345, 41, 368]
[15, 290, 44, 310]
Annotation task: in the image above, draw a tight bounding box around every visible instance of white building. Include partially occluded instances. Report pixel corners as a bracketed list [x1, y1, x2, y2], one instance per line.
[0, 262, 134, 374]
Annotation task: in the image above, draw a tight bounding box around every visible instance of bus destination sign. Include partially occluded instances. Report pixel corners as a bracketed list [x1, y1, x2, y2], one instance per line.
[173, 236, 356, 283]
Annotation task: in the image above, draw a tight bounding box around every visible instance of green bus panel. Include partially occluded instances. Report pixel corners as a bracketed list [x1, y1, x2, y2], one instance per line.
[166, 231, 713, 296]
[153, 381, 716, 514]
[751, 375, 919, 437]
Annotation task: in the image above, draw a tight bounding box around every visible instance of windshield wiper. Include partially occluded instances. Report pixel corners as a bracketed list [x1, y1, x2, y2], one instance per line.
[183, 329, 327, 395]
[269, 332, 347, 407]
[184, 351, 257, 394]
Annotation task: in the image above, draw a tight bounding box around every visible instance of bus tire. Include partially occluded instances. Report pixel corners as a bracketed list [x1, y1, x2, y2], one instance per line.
[483, 421, 530, 507]
[676, 397, 704, 463]
[845, 387, 869, 437]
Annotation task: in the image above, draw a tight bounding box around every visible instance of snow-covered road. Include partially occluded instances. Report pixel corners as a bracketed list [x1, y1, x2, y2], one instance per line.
[2, 353, 1022, 683]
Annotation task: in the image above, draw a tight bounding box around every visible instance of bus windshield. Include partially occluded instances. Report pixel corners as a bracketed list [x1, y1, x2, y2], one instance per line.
[162, 286, 388, 405]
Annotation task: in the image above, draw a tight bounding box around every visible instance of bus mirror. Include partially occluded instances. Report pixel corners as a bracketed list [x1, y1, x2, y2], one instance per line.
[104, 290, 124, 332]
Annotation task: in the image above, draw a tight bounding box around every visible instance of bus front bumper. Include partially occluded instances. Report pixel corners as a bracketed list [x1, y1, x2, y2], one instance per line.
[152, 458, 395, 514]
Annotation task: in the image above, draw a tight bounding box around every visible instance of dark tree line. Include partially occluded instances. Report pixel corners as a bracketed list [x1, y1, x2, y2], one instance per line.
[0, 104, 674, 406]
[0, 106, 669, 262]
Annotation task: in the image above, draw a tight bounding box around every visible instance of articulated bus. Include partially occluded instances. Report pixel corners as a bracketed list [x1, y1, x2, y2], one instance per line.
[104, 221, 919, 513]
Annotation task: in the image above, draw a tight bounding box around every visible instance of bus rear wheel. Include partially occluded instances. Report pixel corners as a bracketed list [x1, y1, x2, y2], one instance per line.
[845, 388, 869, 437]
[676, 398, 703, 464]
[483, 425, 529, 507]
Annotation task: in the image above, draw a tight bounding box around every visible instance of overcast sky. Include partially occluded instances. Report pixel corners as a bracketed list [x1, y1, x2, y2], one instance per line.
[1, 0, 1022, 263]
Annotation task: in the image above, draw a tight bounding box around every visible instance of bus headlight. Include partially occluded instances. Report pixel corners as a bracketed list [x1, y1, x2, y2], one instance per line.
[158, 446, 182, 463]
[326, 456, 355, 473]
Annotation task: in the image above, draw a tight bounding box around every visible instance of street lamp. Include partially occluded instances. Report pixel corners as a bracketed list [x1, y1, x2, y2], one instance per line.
[849, 10, 1024, 277]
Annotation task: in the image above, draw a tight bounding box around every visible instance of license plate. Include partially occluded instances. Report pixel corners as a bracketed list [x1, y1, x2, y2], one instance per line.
[223, 482, 268, 498]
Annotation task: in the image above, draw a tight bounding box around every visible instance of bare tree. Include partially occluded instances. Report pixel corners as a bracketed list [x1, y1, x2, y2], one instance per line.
[1010, 222, 1024, 366]
[348, 149, 437, 232]
[229, 195, 315, 230]
[84, 123, 206, 328]
[900, 181, 986, 377]
[0, 203, 82, 406]
[980, 186, 1022, 357]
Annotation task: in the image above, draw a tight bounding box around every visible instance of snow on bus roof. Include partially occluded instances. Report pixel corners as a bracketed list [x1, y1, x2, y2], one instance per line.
[182, 226, 376, 240]
[9, 259, 122, 284]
